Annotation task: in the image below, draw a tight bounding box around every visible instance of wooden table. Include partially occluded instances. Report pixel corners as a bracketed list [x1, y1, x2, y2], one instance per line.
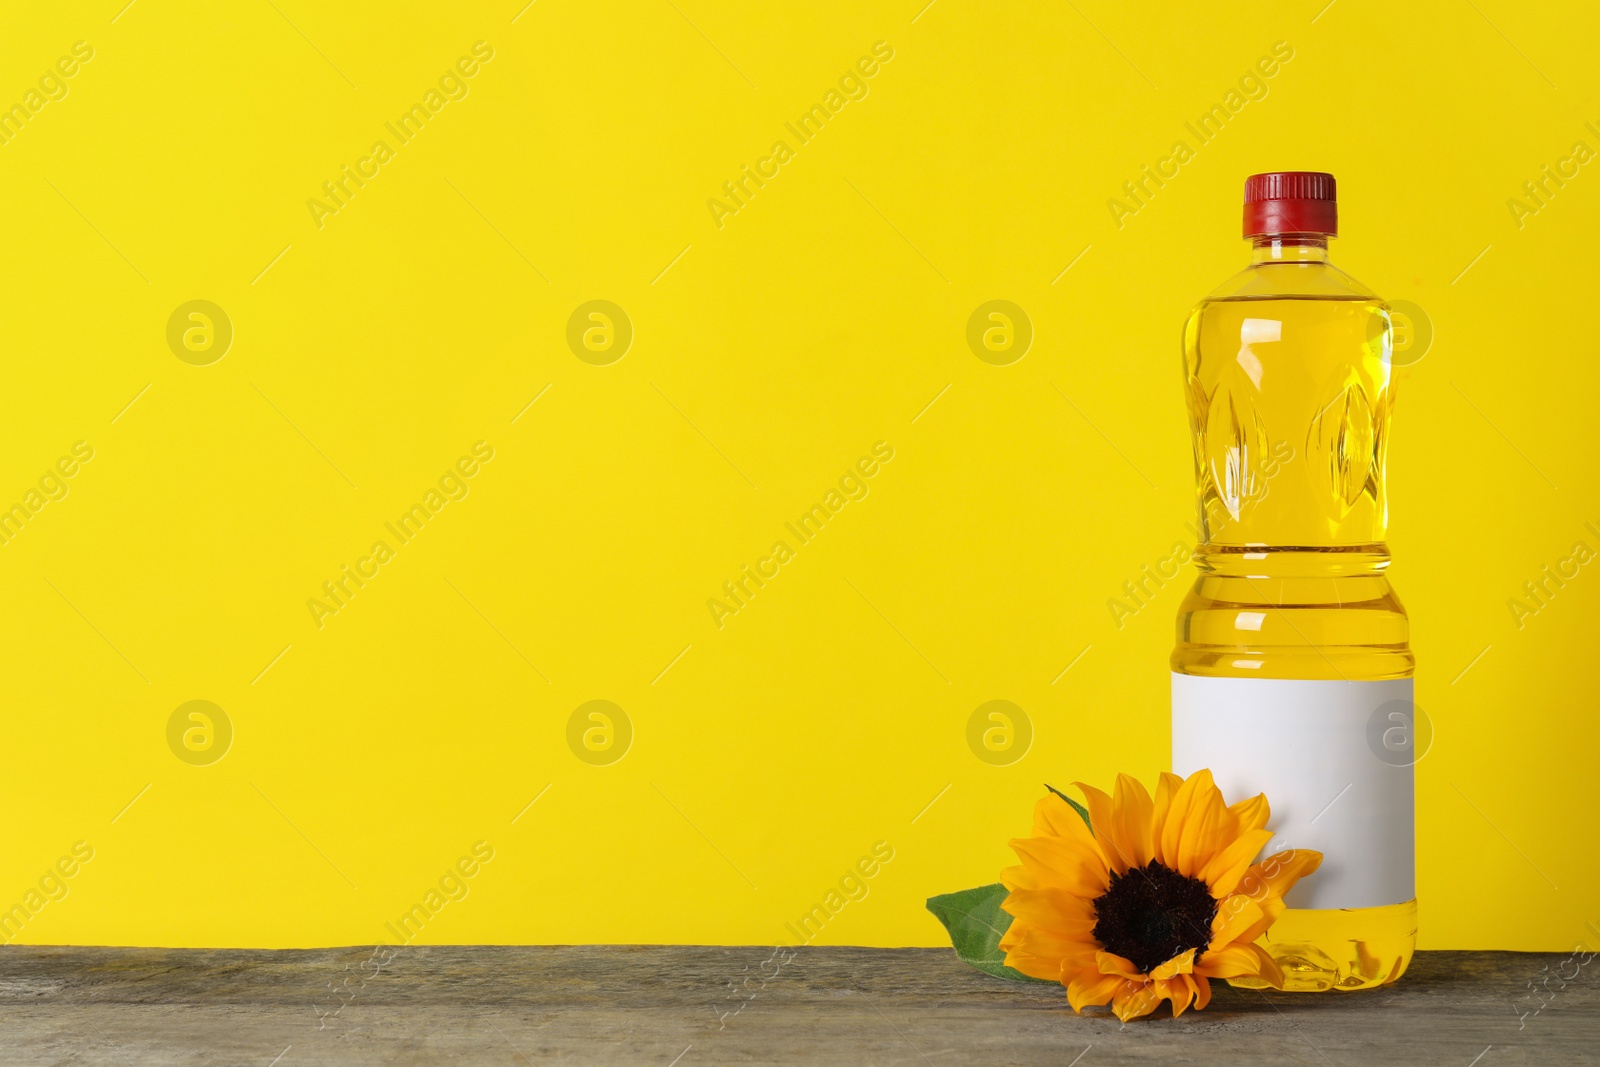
[0, 946, 1592, 1064]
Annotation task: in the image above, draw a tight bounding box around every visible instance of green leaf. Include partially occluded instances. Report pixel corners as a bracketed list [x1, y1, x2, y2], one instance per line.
[1045, 783, 1092, 832]
[925, 883, 1052, 983]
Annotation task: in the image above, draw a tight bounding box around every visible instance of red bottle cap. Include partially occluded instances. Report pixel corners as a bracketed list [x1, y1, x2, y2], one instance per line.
[1242, 171, 1337, 238]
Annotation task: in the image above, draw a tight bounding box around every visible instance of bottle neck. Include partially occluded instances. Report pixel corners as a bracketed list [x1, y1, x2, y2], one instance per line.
[1249, 234, 1331, 264]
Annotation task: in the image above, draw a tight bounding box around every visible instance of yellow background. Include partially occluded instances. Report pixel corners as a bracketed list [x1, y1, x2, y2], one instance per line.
[1, 0, 1596, 951]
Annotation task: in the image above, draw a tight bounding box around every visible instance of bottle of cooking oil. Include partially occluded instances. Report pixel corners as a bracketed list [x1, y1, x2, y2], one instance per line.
[1171, 172, 1417, 991]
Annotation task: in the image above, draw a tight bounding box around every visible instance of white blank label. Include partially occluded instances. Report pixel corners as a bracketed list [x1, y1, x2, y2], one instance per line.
[1171, 674, 1415, 909]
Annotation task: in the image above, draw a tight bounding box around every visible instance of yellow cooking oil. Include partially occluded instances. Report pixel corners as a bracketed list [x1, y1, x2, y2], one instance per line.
[1172, 217, 1416, 991]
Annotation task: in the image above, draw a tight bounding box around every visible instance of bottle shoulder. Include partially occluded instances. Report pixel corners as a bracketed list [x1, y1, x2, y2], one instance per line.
[1198, 260, 1381, 304]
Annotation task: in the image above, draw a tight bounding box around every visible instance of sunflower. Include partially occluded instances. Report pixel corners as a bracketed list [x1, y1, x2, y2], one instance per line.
[998, 769, 1321, 1021]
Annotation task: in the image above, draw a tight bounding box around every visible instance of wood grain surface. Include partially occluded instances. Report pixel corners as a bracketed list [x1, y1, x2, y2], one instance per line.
[0, 946, 1592, 1065]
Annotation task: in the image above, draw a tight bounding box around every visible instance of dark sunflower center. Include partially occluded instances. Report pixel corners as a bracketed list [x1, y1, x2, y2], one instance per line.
[1091, 860, 1218, 974]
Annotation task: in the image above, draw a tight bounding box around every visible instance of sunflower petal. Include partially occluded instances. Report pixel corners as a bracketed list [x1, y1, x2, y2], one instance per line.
[1167, 975, 1202, 1017]
[1190, 972, 1213, 1011]
[1095, 950, 1144, 981]
[1150, 947, 1197, 979]
[1001, 924, 1096, 981]
[1234, 892, 1286, 945]
[1032, 792, 1100, 852]
[1150, 771, 1184, 848]
[1066, 971, 1124, 1013]
[1209, 896, 1265, 949]
[1006, 835, 1111, 898]
[1157, 770, 1214, 872]
[1198, 828, 1275, 898]
[1233, 848, 1323, 905]
[1247, 943, 1286, 989]
[998, 862, 1040, 892]
[999, 916, 1095, 958]
[999, 886, 1097, 937]
[1193, 942, 1266, 978]
[1174, 775, 1229, 877]
[1073, 781, 1124, 873]
[1000, 951, 1064, 982]
[1111, 980, 1162, 1022]
[1111, 772, 1155, 870]
[1226, 792, 1271, 835]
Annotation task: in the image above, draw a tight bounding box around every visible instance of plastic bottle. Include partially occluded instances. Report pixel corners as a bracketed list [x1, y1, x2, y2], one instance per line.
[1171, 171, 1416, 991]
